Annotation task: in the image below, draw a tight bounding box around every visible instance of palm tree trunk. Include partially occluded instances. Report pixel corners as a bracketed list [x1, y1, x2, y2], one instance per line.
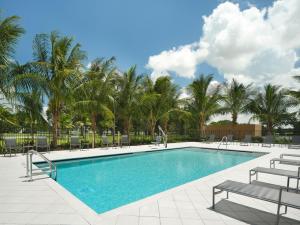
[52, 110, 59, 148]
[232, 112, 238, 124]
[91, 113, 96, 148]
[149, 112, 156, 138]
[124, 117, 131, 143]
[199, 113, 206, 138]
[30, 113, 34, 144]
[267, 120, 273, 135]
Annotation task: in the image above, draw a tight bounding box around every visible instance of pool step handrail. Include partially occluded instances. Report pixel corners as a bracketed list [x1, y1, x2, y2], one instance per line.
[218, 136, 228, 150]
[158, 125, 167, 148]
[26, 150, 57, 181]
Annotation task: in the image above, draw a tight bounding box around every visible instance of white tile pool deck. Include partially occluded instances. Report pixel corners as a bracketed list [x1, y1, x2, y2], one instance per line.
[1, 142, 300, 225]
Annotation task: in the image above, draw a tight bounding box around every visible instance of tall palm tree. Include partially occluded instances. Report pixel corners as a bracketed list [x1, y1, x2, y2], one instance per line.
[9, 62, 46, 141]
[0, 14, 24, 69]
[31, 32, 86, 147]
[140, 76, 180, 137]
[0, 13, 24, 117]
[223, 79, 252, 124]
[247, 84, 297, 134]
[74, 57, 116, 148]
[117, 66, 142, 141]
[187, 74, 222, 138]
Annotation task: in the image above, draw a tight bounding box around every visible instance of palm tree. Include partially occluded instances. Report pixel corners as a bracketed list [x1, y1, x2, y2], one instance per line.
[74, 57, 116, 148]
[247, 84, 297, 134]
[187, 74, 222, 138]
[8, 62, 46, 142]
[0, 13, 24, 117]
[140, 76, 180, 137]
[31, 32, 86, 148]
[0, 14, 24, 69]
[223, 79, 252, 124]
[117, 66, 142, 141]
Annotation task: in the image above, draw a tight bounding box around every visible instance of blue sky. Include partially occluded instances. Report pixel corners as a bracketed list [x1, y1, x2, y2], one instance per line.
[2, 0, 275, 87]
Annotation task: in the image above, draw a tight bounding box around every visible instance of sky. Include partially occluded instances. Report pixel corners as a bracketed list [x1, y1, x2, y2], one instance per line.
[1, 0, 283, 89]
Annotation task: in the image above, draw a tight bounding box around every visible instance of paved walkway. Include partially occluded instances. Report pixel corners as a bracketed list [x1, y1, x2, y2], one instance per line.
[0, 142, 300, 225]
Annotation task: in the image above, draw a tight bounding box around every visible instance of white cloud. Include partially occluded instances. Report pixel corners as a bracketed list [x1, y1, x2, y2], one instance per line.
[146, 0, 300, 88]
[147, 43, 208, 81]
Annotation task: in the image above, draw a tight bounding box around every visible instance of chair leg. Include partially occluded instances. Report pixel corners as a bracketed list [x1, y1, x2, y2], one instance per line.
[276, 204, 281, 225]
[212, 187, 215, 209]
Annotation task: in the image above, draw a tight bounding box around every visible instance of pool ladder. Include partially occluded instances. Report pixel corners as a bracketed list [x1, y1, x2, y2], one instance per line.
[218, 136, 228, 150]
[26, 150, 57, 181]
[158, 125, 168, 148]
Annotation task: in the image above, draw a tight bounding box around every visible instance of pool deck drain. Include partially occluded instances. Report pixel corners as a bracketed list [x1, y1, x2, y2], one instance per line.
[0, 142, 300, 225]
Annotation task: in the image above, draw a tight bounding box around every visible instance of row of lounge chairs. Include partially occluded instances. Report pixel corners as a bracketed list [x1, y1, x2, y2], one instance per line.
[206, 134, 300, 148]
[3, 136, 50, 157]
[212, 154, 300, 225]
[2, 135, 131, 156]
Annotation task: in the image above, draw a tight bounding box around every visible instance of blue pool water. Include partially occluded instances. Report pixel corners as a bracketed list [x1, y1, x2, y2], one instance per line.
[36, 148, 263, 213]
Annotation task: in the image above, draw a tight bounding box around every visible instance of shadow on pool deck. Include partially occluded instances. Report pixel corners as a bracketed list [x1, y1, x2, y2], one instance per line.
[212, 199, 300, 225]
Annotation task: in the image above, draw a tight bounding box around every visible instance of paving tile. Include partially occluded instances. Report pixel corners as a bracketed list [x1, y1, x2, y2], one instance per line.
[139, 216, 160, 225]
[181, 218, 205, 225]
[202, 220, 226, 225]
[158, 199, 177, 209]
[179, 209, 200, 219]
[32, 213, 89, 224]
[139, 203, 159, 217]
[116, 215, 139, 225]
[160, 217, 183, 225]
[159, 207, 180, 218]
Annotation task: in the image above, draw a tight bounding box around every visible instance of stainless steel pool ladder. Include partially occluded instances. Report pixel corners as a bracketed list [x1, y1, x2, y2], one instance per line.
[218, 136, 228, 150]
[26, 150, 57, 181]
[158, 125, 167, 148]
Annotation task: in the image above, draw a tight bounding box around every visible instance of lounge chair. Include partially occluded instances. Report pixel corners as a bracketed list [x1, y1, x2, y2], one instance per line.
[212, 180, 300, 225]
[121, 135, 129, 147]
[249, 167, 300, 191]
[227, 134, 233, 144]
[151, 136, 161, 146]
[70, 136, 82, 150]
[240, 134, 252, 146]
[289, 136, 300, 149]
[280, 154, 300, 158]
[101, 135, 111, 147]
[262, 135, 273, 147]
[36, 136, 50, 153]
[206, 134, 215, 143]
[270, 158, 300, 168]
[3, 137, 20, 157]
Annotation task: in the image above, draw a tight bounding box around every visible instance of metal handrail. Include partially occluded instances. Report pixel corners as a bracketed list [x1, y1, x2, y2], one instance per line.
[158, 125, 167, 148]
[26, 150, 57, 181]
[218, 136, 228, 149]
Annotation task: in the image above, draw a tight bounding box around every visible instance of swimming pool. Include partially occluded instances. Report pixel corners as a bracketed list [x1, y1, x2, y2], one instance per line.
[36, 147, 263, 213]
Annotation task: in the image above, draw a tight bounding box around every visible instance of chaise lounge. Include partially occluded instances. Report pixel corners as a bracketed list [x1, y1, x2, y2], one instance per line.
[270, 158, 300, 168]
[212, 180, 300, 225]
[249, 167, 300, 190]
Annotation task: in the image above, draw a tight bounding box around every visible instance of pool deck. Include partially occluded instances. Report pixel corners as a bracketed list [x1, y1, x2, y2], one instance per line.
[1, 142, 300, 225]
